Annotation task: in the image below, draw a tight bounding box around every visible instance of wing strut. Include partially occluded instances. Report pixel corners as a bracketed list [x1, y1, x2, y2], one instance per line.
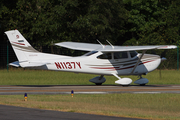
[131, 50, 146, 74]
[106, 40, 114, 49]
[97, 39, 105, 48]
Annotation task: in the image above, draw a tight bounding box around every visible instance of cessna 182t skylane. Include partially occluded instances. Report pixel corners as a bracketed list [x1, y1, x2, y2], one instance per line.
[5, 30, 177, 85]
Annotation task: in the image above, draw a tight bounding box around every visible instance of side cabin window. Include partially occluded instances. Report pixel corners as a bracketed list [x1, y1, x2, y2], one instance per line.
[129, 51, 137, 58]
[114, 52, 128, 59]
[97, 53, 112, 59]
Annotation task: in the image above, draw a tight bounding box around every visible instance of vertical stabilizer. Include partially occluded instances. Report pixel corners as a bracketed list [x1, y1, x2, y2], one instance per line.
[5, 30, 39, 62]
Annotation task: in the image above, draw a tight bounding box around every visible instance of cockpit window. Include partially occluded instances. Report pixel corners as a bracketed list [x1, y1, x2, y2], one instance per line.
[83, 51, 98, 56]
[97, 53, 112, 59]
[114, 52, 128, 59]
[129, 51, 137, 58]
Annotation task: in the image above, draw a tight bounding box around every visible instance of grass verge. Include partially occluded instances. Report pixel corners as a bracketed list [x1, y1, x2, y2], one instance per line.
[0, 94, 179, 120]
[0, 68, 180, 85]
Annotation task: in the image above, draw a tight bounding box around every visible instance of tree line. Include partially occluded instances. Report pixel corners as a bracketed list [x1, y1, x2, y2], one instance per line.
[0, 0, 179, 68]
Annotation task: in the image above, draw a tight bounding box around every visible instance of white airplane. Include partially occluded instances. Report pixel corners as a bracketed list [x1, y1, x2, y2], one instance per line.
[5, 30, 177, 86]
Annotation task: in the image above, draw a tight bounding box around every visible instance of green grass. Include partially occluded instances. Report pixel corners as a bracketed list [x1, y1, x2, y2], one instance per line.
[0, 68, 180, 119]
[0, 94, 179, 120]
[0, 68, 180, 85]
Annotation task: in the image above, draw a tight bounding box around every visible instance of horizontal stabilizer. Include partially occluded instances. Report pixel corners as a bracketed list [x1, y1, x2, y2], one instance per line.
[9, 61, 20, 67]
[9, 61, 47, 68]
[161, 57, 167, 61]
[19, 61, 48, 67]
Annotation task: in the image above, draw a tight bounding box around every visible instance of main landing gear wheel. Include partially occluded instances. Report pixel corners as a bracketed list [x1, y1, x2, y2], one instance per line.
[134, 75, 149, 85]
[140, 84, 146, 86]
[89, 75, 106, 85]
[95, 83, 102, 85]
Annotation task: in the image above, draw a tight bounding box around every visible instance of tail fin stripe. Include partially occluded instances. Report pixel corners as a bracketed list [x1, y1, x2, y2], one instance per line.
[13, 47, 36, 52]
[12, 42, 25, 46]
[11, 43, 39, 53]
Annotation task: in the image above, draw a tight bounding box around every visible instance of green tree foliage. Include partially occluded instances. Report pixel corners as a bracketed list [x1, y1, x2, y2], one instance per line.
[123, 0, 172, 45]
[68, 0, 128, 44]
[160, 0, 180, 69]
[162, 0, 180, 45]
[1, 0, 128, 47]
[0, 0, 179, 68]
[1, 0, 179, 46]
[0, 0, 17, 33]
[8, 0, 67, 48]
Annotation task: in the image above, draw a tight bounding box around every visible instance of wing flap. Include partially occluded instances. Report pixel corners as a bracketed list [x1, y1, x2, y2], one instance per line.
[55, 42, 102, 51]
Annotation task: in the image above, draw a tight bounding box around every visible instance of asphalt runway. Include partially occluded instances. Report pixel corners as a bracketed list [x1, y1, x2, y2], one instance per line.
[0, 85, 179, 95]
[0, 105, 145, 120]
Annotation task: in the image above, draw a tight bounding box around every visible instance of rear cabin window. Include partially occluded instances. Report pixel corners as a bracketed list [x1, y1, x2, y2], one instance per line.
[129, 51, 137, 58]
[114, 52, 128, 59]
[97, 53, 112, 59]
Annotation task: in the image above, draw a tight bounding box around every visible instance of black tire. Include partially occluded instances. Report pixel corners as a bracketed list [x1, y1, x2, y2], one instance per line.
[95, 83, 102, 85]
[140, 84, 146, 86]
[122, 85, 130, 87]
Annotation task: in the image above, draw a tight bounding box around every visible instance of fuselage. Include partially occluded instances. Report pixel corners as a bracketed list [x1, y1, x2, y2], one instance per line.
[37, 51, 161, 76]
[5, 29, 176, 85]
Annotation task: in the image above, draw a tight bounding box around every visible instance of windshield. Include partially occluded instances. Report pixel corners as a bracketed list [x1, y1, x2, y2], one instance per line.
[83, 51, 98, 56]
[97, 53, 112, 59]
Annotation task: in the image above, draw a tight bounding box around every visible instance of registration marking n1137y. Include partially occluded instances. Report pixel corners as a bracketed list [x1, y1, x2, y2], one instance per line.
[55, 62, 81, 69]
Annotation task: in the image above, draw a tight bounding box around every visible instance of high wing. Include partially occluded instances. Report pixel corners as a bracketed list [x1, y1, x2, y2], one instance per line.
[55, 42, 177, 52]
[100, 45, 177, 52]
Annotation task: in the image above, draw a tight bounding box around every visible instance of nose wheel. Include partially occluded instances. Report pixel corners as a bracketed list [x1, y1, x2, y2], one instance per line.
[113, 73, 132, 86]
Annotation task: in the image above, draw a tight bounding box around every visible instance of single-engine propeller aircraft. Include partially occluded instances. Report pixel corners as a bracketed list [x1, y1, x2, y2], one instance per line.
[5, 30, 177, 85]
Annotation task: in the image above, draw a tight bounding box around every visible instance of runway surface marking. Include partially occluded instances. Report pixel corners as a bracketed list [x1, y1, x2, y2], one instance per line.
[0, 85, 179, 95]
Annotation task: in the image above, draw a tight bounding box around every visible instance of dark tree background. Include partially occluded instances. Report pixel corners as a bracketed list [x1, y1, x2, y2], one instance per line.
[0, 0, 179, 69]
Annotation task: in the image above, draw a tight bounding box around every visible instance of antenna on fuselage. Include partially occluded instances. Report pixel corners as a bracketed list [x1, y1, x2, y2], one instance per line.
[106, 40, 114, 49]
[97, 39, 105, 48]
